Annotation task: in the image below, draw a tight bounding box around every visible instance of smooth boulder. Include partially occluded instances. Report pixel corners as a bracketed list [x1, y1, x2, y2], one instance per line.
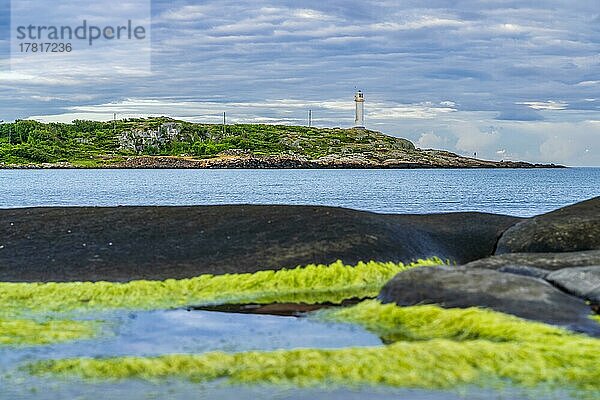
[546, 266, 600, 306]
[0, 206, 520, 282]
[378, 266, 600, 336]
[496, 197, 600, 254]
[463, 250, 600, 271]
[497, 265, 549, 279]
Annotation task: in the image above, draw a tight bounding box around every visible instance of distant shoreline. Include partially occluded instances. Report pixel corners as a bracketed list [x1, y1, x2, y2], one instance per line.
[0, 155, 564, 169]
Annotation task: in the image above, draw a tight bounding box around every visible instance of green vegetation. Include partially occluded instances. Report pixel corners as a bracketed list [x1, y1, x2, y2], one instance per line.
[0, 318, 97, 346]
[0, 259, 443, 346]
[0, 117, 415, 165]
[0, 259, 443, 318]
[319, 300, 573, 343]
[28, 302, 600, 394]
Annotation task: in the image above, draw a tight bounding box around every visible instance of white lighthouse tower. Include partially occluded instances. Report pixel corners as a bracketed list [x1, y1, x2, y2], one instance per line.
[354, 90, 365, 129]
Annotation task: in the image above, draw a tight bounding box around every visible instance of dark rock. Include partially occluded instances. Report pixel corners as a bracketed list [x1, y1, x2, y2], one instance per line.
[192, 298, 363, 317]
[546, 266, 600, 306]
[378, 266, 600, 336]
[0, 206, 520, 282]
[463, 250, 600, 271]
[496, 197, 600, 254]
[497, 265, 549, 279]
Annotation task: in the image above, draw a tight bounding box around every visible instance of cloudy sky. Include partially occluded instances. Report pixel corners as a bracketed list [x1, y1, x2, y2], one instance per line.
[0, 0, 599, 165]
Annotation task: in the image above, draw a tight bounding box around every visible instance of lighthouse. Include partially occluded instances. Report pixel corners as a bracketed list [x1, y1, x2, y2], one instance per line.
[354, 90, 365, 129]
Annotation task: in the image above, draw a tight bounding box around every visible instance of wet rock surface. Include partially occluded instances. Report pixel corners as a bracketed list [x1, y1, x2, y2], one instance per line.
[495, 197, 600, 254]
[0, 206, 520, 282]
[546, 266, 600, 306]
[192, 298, 365, 317]
[462, 250, 600, 271]
[378, 266, 600, 336]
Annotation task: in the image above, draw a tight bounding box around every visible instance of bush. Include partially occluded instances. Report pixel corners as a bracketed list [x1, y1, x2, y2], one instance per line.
[11, 143, 56, 163]
[191, 141, 229, 157]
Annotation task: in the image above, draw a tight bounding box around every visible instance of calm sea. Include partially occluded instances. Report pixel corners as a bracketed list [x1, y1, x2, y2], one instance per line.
[0, 168, 598, 217]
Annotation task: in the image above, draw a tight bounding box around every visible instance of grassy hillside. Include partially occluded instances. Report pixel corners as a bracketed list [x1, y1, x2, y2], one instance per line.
[0, 117, 414, 166]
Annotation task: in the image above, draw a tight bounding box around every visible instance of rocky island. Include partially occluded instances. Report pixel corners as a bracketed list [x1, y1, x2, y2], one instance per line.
[0, 117, 559, 168]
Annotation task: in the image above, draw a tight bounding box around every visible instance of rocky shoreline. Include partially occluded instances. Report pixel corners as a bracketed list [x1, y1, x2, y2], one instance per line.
[1, 154, 563, 169]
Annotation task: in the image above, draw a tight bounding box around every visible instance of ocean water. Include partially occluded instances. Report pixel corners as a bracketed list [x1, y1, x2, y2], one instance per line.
[0, 168, 598, 216]
[0, 309, 381, 363]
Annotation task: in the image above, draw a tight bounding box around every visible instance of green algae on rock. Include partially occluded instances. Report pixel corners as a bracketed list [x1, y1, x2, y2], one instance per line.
[28, 337, 600, 392]
[0, 259, 443, 317]
[0, 259, 442, 347]
[0, 318, 97, 346]
[26, 301, 600, 394]
[318, 300, 574, 343]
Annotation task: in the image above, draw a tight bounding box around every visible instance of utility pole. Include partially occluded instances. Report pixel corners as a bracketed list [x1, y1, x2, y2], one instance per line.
[113, 113, 116, 135]
[308, 110, 312, 127]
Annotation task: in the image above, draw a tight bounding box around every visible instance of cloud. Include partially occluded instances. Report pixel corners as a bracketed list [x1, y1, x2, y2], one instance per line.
[454, 123, 500, 154]
[416, 132, 447, 149]
[496, 107, 544, 121]
[576, 80, 600, 87]
[27, 98, 457, 126]
[517, 101, 569, 111]
[532, 122, 600, 165]
[0, 71, 81, 86]
[371, 16, 466, 31]
[539, 135, 579, 162]
[158, 5, 214, 21]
